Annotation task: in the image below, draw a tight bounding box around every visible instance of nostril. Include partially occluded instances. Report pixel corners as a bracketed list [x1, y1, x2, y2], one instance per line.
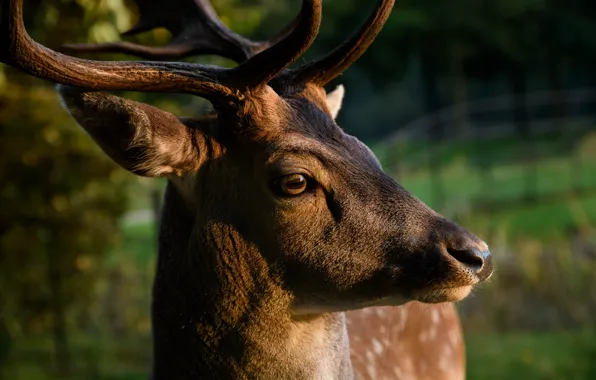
[448, 248, 484, 272]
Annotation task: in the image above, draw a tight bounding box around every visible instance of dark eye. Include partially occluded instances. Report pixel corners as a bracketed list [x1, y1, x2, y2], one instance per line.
[278, 174, 309, 196]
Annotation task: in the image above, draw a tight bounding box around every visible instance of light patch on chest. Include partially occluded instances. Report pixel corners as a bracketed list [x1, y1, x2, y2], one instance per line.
[284, 316, 350, 380]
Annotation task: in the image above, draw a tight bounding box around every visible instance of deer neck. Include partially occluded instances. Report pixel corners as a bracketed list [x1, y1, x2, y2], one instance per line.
[149, 183, 354, 380]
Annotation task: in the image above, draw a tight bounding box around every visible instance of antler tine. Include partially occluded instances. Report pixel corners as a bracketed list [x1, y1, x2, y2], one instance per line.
[62, 0, 300, 64]
[227, 0, 321, 89]
[0, 0, 232, 99]
[62, 41, 211, 62]
[290, 0, 395, 86]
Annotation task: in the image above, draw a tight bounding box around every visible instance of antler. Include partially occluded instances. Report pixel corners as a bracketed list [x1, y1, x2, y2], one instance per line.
[61, 0, 396, 90]
[62, 0, 299, 64]
[0, 0, 321, 100]
[288, 0, 395, 87]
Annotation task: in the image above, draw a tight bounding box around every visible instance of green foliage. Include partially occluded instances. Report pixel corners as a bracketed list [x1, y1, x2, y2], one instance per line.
[0, 81, 129, 330]
[1, 335, 151, 379]
[0, 0, 134, 374]
[466, 330, 596, 380]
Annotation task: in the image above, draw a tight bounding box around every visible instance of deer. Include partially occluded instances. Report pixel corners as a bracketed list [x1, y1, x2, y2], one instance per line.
[0, 0, 493, 379]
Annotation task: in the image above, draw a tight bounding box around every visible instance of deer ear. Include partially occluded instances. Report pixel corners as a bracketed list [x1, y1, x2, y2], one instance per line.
[58, 85, 201, 177]
[325, 85, 345, 120]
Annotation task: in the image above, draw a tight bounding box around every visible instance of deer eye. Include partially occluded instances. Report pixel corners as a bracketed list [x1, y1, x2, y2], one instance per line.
[278, 174, 309, 196]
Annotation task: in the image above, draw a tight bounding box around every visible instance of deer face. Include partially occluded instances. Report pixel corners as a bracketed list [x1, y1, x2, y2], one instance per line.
[207, 86, 493, 314]
[58, 81, 491, 315]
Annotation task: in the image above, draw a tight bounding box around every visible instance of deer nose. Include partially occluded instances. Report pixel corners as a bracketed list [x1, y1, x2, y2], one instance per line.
[446, 242, 493, 281]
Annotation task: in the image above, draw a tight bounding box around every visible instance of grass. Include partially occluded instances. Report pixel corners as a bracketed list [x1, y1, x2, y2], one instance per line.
[397, 156, 596, 208]
[466, 330, 596, 380]
[374, 125, 593, 170]
[376, 132, 596, 239]
[469, 193, 596, 238]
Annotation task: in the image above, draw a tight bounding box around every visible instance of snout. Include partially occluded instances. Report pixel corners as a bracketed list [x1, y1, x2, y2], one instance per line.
[397, 219, 495, 304]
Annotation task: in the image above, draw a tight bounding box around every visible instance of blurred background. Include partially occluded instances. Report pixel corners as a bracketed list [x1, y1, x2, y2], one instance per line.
[1, 0, 596, 379]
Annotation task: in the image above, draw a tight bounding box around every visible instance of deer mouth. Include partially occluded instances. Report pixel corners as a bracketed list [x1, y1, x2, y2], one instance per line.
[409, 285, 475, 304]
[400, 265, 491, 303]
[400, 262, 493, 303]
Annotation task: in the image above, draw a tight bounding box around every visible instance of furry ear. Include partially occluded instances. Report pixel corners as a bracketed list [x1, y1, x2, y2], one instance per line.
[325, 85, 345, 120]
[58, 85, 202, 177]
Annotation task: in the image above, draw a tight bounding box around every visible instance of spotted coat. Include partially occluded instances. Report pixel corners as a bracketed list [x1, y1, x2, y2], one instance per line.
[347, 303, 464, 380]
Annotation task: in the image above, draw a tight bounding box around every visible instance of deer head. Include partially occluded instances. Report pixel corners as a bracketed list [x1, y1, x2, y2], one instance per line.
[1, 0, 492, 378]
